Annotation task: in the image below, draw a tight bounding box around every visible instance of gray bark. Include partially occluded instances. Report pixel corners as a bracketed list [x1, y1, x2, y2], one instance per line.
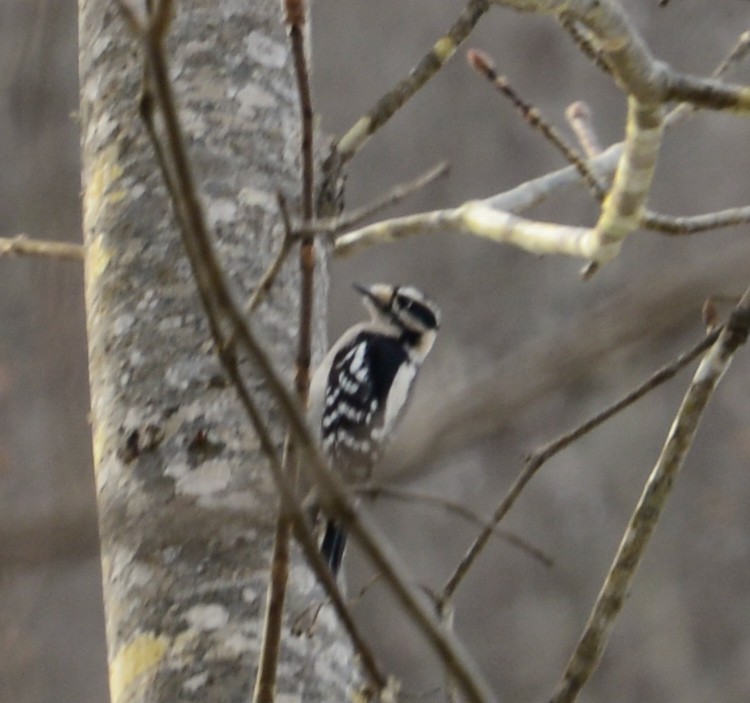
[78, 1, 350, 701]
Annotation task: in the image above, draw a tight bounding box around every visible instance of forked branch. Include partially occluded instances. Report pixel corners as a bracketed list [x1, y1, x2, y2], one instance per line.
[551, 291, 750, 703]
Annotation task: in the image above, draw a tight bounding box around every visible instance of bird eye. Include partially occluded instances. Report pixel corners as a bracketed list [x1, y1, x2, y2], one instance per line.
[396, 294, 413, 311]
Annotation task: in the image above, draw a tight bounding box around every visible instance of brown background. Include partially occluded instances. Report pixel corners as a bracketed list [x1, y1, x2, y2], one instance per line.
[2, 1, 750, 701]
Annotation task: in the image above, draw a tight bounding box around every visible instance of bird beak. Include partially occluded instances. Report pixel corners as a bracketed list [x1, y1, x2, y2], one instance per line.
[354, 283, 394, 317]
[353, 282, 375, 302]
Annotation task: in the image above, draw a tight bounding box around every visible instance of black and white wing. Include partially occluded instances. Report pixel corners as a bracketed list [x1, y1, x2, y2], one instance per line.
[320, 330, 413, 480]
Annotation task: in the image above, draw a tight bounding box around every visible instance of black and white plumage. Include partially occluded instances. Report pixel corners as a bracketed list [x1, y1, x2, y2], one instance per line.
[308, 283, 440, 575]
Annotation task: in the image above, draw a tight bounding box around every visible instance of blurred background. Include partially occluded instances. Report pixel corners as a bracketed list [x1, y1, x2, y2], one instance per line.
[2, 1, 750, 701]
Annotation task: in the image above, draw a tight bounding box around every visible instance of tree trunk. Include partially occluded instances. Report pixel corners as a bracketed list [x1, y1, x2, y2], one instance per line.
[78, 1, 349, 700]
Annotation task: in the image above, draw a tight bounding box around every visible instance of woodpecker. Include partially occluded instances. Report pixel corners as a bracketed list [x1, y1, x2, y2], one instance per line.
[307, 283, 440, 575]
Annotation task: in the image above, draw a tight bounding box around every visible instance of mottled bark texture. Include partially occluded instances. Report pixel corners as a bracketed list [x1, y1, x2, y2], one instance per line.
[78, 1, 350, 701]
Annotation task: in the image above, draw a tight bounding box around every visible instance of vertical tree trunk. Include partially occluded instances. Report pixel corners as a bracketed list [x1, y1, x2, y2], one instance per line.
[78, 1, 350, 700]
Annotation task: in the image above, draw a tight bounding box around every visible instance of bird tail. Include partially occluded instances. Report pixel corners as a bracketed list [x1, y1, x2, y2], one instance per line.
[320, 520, 347, 576]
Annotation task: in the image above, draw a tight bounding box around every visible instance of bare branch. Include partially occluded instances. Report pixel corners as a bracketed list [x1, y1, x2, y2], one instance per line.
[664, 71, 750, 111]
[333, 102, 662, 267]
[713, 30, 750, 78]
[334, 139, 750, 260]
[334, 8, 750, 260]
[666, 29, 750, 126]
[335, 200, 605, 261]
[255, 0, 318, 697]
[358, 483, 553, 568]
[244, 192, 295, 314]
[550, 291, 750, 703]
[335, 0, 490, 163]
[335, 2, 750, 265]
[0, 235, 83, 261]
[287, 0, 316, 400]
[253, 446, 295, 703]
[468, 49, 606, 200]
[643, 206, 750, 235]
[591, 97, 663, 266]
[490, 1, 750, 111]
[295, 161, 450, 239]
[565, 102, 603, 159]
[440, 327, 720, 603]
[488, 142, 624, 213]
[558, 13, 612, 75]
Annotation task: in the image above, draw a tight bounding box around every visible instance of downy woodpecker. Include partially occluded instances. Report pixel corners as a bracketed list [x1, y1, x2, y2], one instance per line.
[307, 283, 440, 574]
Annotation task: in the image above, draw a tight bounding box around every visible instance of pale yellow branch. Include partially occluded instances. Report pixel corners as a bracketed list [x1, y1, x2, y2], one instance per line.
[460, 201, 612, 259]
[594, 98, 664, 246]
[335, 201, 619, 263]
[0, 234, 84, 261]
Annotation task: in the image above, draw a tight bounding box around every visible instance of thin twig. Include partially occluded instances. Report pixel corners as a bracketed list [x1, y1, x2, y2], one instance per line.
[336, 161, 449, 231]
[358, 483, 553, 568]
[702, 294, 741, 331]
[558, 12, 612, 75]
[468, 48, 606, 201]
[296, 161, 450, 239]
[287, 0, 316, 401]
[713, 30, 750, 78]
[440, 327, 721, 603]
[0, 235, 84, 261]
[347, 572, 384, 609]
[225, 192, 293, 356]
[335, 0, 490, 163]
[442, 598, 458, 703]
[290, 600, 325, 637]
[291, 572, 383, 638]
[644, 30, 750, 232]
[254, 439, 294, 703]
[551, 292, 750, 703]
[643, 205, 750, 235]
[666, 29, 750, 126]
[565, 101, 602, 159]
[244, 192, 295, 314]
[255, 1, 318, 701]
